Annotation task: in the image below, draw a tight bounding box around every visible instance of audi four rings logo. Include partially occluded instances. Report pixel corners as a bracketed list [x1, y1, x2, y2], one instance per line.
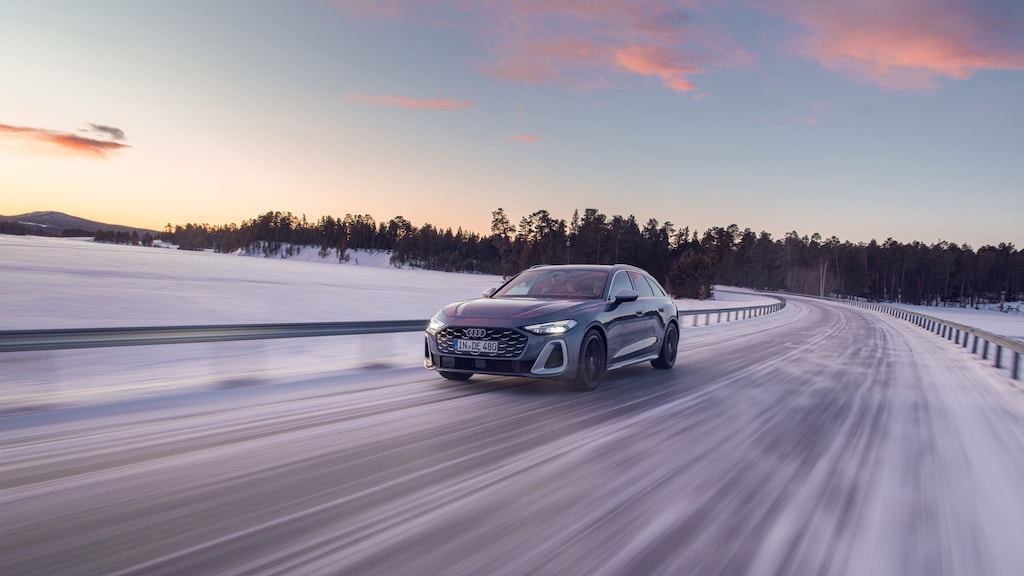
[465, 328, 487, 338]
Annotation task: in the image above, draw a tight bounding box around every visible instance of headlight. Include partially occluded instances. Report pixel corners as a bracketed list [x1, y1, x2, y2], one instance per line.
[426, 313, 446, 335]
[523, 319, 578, 335]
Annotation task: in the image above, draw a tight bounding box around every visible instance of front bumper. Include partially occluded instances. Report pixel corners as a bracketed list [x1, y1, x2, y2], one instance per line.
[424, 332, 571, 378]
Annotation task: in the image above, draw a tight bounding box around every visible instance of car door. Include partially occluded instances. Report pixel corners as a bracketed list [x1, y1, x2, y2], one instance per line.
[627, 270, 663, 354]
[603, 270, 658, 364]
[641, 273, 676, 330]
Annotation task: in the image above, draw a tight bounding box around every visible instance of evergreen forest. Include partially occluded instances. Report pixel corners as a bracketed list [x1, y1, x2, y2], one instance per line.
[134, 208, 1022, 305]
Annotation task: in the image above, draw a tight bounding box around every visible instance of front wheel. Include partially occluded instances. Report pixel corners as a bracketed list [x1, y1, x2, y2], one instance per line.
[651, 323, 678, 369]
[570, 330, 606, 391]
[439, 371, 472, 381]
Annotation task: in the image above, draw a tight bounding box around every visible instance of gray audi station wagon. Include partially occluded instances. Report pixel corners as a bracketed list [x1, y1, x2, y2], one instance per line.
[424, 264, 679, 390]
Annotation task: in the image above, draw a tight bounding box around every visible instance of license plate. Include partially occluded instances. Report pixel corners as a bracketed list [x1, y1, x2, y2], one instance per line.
[455, 339, 498, 354]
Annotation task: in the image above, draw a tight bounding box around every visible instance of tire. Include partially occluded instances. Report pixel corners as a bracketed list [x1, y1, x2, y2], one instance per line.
[651, 323, 678, 370]
[570, 330, 606, 391]
[439, 371, 472, 381]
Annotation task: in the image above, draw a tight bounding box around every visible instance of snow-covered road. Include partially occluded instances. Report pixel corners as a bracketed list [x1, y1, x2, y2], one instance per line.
[3, 296, 1024, 575]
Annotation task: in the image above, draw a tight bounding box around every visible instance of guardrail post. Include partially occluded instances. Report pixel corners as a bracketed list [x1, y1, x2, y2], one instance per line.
[995, 345, 1003, 369]
[982, 340, 990, 360]
[973, 335, 980, 354]
[1013, 352, 1021, 381]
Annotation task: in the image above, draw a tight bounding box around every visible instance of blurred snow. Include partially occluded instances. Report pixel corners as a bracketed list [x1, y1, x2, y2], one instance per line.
[0, 236, 502, 410]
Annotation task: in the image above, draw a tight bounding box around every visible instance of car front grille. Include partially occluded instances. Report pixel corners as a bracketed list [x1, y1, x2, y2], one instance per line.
[436, 327, 528, 358]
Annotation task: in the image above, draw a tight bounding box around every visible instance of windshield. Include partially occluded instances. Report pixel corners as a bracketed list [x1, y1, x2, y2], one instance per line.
[493, 269, 609, 300]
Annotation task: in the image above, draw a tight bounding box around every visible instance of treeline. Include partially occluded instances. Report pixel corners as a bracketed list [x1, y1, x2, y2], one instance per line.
[154, 209, 1022, 305]
[94, 230, 155, 246]
[0, 219, 153, 240]
[0, 221, 102, 238]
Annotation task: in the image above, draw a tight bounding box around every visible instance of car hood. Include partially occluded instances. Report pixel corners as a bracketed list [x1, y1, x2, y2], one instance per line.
[442, 298, 595, 320]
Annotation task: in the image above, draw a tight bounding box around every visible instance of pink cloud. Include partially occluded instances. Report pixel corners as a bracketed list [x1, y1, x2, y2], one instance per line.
[779, 0, 1024, 90]
[333, 0, 752, 95]
[349, 93, 474, 109]
[509, 134, 540, 142]
[613, 44, 699, 92]
[0, 122, 130, 157]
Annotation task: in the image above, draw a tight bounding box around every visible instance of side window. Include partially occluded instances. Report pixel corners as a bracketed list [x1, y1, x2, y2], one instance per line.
[630, 271, 655, 297]
[608, 271, 633, 299]
[644, 275, 667, 297]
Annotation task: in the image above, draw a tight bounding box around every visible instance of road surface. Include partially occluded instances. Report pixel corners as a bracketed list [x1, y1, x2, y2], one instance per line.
[3, 296, 1024, 575]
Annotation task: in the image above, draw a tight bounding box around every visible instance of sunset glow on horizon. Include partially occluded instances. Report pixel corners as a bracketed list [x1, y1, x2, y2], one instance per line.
[1, 1, 1022, 246]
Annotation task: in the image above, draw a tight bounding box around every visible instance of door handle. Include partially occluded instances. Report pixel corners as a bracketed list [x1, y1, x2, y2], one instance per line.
[635, 311, 644, 317]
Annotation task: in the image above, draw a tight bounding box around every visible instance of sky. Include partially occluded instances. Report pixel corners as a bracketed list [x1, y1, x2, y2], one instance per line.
[1, 0, 1022, 247]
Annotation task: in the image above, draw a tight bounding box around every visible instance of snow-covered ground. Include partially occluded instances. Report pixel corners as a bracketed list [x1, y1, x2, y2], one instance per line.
[889, 303, 1024, 344]
[0, 235, 775, 411]
[1, 235, 503, 329]
[1, 236, 782, 330]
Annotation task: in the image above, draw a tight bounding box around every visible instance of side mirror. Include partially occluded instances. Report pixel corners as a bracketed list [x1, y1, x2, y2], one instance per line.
[612, 288, 639, 304]
[482, 287, 497, 298]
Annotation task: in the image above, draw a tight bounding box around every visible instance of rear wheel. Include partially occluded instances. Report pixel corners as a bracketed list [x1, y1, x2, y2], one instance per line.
[570, 330, 606, 391]
[651, 323, 678, 369]
[439, 371, 472, 381]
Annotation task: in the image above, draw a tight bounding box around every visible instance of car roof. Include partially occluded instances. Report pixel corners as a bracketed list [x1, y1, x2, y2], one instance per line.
[526, 263, 647, 273]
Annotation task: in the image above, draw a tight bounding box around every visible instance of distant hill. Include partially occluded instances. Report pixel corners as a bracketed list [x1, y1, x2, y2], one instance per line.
[0, 211, 157, 236]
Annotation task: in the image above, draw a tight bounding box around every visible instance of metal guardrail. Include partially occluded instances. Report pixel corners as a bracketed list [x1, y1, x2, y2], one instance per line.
[678, 297, 786, 327]
[830, 298, 1022, 381]
[0, 294, 787, 354]
[0, 321, 428, 353]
